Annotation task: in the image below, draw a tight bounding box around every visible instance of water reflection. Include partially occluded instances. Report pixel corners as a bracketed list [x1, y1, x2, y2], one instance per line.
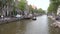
[0, 15, 60, 34]
[24, 15, 49, 34]
[0, 22, 16, 34]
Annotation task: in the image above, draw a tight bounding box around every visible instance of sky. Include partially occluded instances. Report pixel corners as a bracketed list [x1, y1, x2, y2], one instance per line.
[27, 0, 50, 10]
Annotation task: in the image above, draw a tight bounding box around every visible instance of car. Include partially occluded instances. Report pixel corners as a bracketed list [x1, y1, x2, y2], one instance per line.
[16, 14, 22, 18]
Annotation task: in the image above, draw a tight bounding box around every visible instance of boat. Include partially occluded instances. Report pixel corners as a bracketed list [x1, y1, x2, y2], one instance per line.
[32, 17, 37, 20]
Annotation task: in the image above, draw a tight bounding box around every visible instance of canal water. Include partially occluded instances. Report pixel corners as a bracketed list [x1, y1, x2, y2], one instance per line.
[0, 15, 60, 34]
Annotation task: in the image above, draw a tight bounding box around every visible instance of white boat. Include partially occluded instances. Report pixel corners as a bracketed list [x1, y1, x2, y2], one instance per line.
[32, 17, 37, 20]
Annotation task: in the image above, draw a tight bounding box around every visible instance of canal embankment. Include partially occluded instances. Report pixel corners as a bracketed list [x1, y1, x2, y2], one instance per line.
[48, 15, 60, 28]
[0, 15, 43, 24]
[0, 16, 33, 24]
[0, 17, 24, 24]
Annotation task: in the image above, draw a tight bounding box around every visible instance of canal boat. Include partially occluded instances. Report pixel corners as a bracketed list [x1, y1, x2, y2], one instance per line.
[32, 17, 37, 20]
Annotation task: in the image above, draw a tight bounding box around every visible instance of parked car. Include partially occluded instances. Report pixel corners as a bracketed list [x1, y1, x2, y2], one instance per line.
[15, 14, 22, 18]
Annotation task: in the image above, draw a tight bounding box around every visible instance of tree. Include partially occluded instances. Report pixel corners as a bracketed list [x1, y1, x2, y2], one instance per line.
[29, 5, 35, 14]
[18, 0, 26, 11]
[17, 0, 27, 15]
[48, 0, 60, 15]
[37, 8, 45, 14]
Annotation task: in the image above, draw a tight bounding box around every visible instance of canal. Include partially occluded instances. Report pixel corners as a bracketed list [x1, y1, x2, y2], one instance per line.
[0, 15, 60, 34]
